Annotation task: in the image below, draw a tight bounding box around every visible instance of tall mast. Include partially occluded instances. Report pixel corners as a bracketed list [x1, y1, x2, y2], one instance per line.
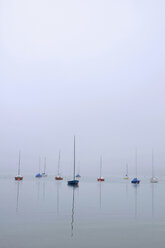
[152, 150, 154, 178]
[78, 161, 80, 174]
[18, 151, 21, 175]
[44, 157, 46, 174]
[135, 149, 137, 177]
[126, 163, 128, 176]
[100, 156, 102, 178]
[39, 157, 41, 173]
[58, 151, 61, 175]
[73, 136, 76, 180]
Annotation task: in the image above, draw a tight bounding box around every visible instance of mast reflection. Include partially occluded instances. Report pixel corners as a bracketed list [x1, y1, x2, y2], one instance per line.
[152, 183, 155, 218]
[71, 187, 75, 237]
[43, 181, 45, 200]
[16, 181, 20, 213]
[70, 186, 78, 237]
[57, 182, 60, 215]
[99, 182, 102, 209]
[134, 184, 138, 218]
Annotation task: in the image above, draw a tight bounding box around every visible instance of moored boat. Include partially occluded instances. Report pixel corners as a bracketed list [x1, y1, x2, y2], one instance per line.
[35, 157, 42, 178]
[131, 177, 140, 184]
[68, 136, 79, 187]
[123, 163, 129, 179]
[15, 151, 23, 181]
[150, 150, 158, 183]
[97, 156, 105, 181]
[55, 151, 63, 180]
[42, 157, 48, 177]
[131, 149, 140, 184]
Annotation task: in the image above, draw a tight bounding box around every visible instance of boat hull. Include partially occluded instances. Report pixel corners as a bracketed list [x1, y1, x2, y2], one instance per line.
[15, 176, 23, 181]
[55, 177, 63, 180]
[97, 178, 105, 181]
[42, 173, 47, 177]
[68, 180, 79, 186]
[35, 173, 42, 178]
[131, 178, 140, 184]
[150, 177, 158, 183]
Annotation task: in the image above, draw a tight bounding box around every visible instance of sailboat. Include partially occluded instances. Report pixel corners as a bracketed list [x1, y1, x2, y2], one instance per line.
[123, 163, 129, 179]
[35, 157, 42, 178]
[42, 157, 48, 177]
[68, 136, 79, 186]
[131, 149, 140, 184]
[15, 151, 23, 181]
[55, 151, 63, 180]
[150, 150, 158, 183]
[97, 156, 105, 181]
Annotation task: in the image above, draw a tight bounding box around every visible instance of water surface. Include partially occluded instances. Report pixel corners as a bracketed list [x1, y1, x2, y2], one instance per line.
[0, 176, 165, 248]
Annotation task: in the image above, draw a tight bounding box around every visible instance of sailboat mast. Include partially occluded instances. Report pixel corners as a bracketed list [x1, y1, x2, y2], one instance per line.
[18, 151, 21, 175]
[100, 156, 102, 178]
[58, 151, 61, 175]
[78, 161, 80, 174]
[73, 136, 76, 180]
[126, 163, 128, 175]
[152, 150, 154, 178]
[135, 149, 137, 177]
[39, 157, 41, 173]
[44, 157, 46, 174]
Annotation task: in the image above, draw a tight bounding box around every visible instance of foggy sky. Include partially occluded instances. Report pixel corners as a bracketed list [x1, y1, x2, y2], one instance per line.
[0, 0, 165, 177]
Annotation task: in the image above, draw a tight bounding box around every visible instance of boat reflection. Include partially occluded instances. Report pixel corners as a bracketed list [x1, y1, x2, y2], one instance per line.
[43, 181, 45, 200]
[152, 183, 156, 218]
[56, 182, 62, 215]
[16, 181, 22, 213]
[70, 187, 78, 237]
[37, 180, 41, 200]
[99, 182, 102, 209]
[133, 184, 138, 218]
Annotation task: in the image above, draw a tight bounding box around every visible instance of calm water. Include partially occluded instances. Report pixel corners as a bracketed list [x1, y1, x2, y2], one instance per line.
[0, 176, 165, 248]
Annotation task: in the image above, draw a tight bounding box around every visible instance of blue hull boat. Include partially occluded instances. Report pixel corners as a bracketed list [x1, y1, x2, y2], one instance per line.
[131, 178, 140, 184]
[35, 173, 42, 178]
[68, 180, 79, 186]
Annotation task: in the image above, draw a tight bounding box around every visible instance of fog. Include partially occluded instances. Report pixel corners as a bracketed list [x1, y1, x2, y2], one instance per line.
[0, 0, 165, 177]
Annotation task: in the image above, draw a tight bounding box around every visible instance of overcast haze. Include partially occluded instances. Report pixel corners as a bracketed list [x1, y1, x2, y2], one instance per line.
[0, 0, 165, 176]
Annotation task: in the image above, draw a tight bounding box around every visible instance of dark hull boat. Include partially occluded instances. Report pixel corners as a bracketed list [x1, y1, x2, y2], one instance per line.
[68, 180, 79, 186]
[15, 176, 23, 181]
[97, 177, 104, 182]
[67, 136, 79, 187]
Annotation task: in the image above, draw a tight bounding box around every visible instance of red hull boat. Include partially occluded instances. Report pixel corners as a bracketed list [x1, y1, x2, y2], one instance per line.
[97, 177, 104, 182]
[55, 176, 63, 180]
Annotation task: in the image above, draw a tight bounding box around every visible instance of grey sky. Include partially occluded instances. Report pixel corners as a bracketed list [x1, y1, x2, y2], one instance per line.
[0, 0, 165, 176]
